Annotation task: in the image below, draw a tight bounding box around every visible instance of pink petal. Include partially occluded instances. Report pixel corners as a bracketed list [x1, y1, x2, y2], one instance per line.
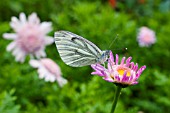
[40, 58, 62, 76]
[10, 17, 21, 31]
[120, 57, 125, 65]
[109, 51, 114, 62]
[34, 50, 46, 59]
[130, 62, 134, 69]
[122, 71, 129, 82]
[103, 76, 114, 82]
[39, 73, 45, 79]
[12, 47, 22, 55]
[134, 63, 138, 71]
[29, 59, 41, 68]
[125, 57, 132, 67]
[19, 13, 27, 24]
[38, 67, 47, 76]
[39, 50, 46, 57]
[3, 33, 17, 40]
[115, 75, 120, 81]
[6, 42, 17, 51]
[107, 62, 112, 71]
[56, 77, 68, 87]
[115, 54, 119, 65]
[137, 65, 146, 74]
[44, 36, 54, 45]
[91, 72, 105, 76]
[40, 22, 52, 34]
[28, 13, 40, 25]
[15, 51, 25, 62]
[91, 64, 104, 71]
[129, 75, 134, 82]
[132, 81, 138, 85]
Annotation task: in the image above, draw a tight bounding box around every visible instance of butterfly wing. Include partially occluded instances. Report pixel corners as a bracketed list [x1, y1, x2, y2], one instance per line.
[54, 31, 103, 67]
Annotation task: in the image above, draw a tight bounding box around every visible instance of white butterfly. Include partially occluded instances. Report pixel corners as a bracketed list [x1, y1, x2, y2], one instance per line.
[54, 31, 110, 67]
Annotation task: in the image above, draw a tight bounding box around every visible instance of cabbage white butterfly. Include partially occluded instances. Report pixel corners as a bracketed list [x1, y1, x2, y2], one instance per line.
[54, 31, 110, 67]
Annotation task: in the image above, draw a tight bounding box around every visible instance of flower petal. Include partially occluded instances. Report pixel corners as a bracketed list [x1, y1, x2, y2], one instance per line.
[125, 57, 132, 67]
[3, 33, 18, 40]
[34, 50, 46, 59]
[115, 54, 119, 65]
[44, 36, 54, 45]
[10, 17, 21, 31]
[29, 59, 41, 68]
[103, 77, 114, 82]
[38, 69, 46, 79]
[91, 64, 104, 71]
[109, 51, 114, 62]
[134, 63, 138, 71]
[28, 13, 40, 25]
[12, 47, 22, 56]
[6, 42, 17, 51]
[40, 22, 52, 34]
[15, 51, 25, 63]
[56, 77, 68, 87]
[120, 57, 125, 65]
[91, 72, 105, 76]
[19, 13, 27, 24]
[130, 62, 134, 69]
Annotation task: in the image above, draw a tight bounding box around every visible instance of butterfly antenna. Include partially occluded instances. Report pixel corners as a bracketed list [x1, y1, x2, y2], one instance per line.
[109, 34, 119, 49]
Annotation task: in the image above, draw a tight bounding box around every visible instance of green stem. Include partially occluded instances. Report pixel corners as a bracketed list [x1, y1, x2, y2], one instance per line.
[110, 85, 122, 113]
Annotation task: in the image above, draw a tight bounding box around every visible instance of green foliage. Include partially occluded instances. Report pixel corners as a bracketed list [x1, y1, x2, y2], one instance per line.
[0, 89, 20, 113]
[0, 0, 170, 113]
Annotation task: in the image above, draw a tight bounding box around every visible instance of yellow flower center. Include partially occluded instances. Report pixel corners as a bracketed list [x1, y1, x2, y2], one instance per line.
[117, 67, 131, 77]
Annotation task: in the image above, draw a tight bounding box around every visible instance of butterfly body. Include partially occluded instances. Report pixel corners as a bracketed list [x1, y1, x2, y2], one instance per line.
[97, 50, 110, 64]
[54, 31, 110, 67]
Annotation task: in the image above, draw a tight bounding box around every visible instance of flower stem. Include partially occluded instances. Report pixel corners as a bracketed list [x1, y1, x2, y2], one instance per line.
[110, 85, 122, 113]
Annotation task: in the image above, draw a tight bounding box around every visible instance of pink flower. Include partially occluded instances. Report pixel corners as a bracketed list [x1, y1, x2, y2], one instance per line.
[29, 58, 68, 87]
[137, 26, 156, 47]
[3, 12, 54, 63]
[91, 51, 146, 86]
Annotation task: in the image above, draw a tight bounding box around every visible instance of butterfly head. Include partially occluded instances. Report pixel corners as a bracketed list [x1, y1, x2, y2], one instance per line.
[98, 50, 110, 64]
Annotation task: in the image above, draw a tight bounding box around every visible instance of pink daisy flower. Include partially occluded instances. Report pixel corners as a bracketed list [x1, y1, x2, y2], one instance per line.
[91, 51, 146, 87]
[29, 58, 68, 87]
[137, 26, 156, 47]
[3, 12, 54, 62]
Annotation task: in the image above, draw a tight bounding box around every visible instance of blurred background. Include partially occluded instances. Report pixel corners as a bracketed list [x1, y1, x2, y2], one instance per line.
[0, 0, 170, 113]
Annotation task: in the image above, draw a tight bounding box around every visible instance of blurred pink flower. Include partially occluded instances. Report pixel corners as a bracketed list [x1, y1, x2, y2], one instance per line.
[137, 26, 156, 47]
[91, 51, 146, 86]
[29, 58, 68, 87]
[3, 12, 54, 62]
